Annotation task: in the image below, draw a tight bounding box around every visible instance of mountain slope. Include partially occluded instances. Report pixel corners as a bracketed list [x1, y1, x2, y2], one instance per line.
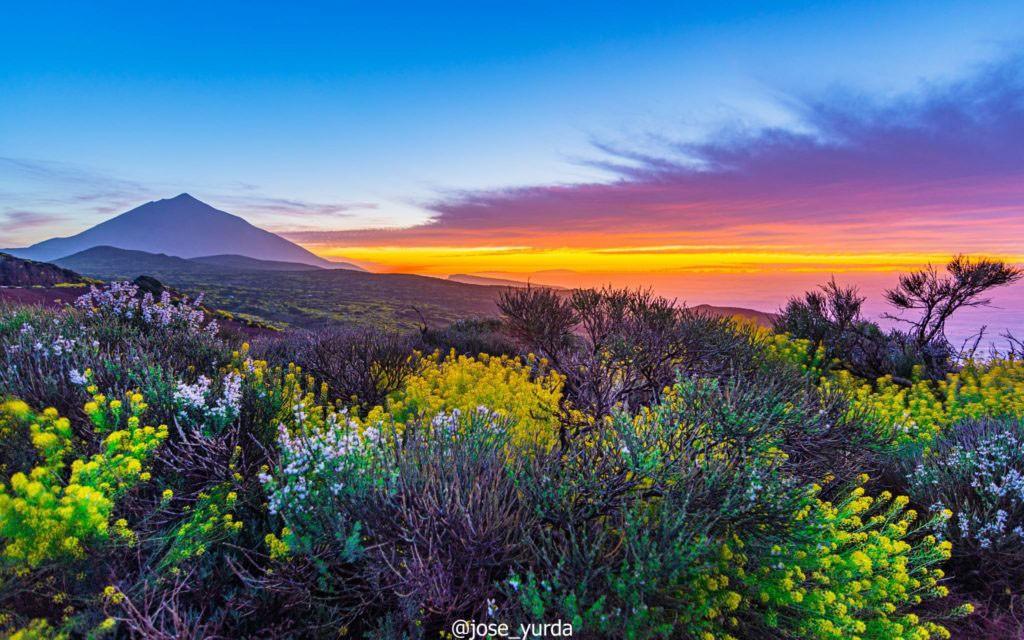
[5, 193, 362, 270]
[0, 253, 88, 287]
[54, 246, 210, 278]
[44, 246, 776, 331]
[191, 254, 327, 271]
[55, 247, 335, 279]
[51, 249, 508, 329]
[447, 273, 566, 289]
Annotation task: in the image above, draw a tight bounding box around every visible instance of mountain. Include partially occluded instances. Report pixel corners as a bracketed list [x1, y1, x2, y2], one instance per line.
[4, 193, 362, 270]
[0, 252, 89, 287]
[447, 273, 566, 289]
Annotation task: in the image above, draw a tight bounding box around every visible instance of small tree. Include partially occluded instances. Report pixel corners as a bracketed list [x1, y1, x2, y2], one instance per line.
[884, 255, 1022, 349]
[778, 256, 1022, 382]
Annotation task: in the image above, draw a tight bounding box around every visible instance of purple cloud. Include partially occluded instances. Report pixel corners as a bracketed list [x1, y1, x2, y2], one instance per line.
[287, 53, 1024, 256]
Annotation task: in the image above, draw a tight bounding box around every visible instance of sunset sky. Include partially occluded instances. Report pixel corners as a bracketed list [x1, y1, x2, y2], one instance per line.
[2, 1, 1023, 333]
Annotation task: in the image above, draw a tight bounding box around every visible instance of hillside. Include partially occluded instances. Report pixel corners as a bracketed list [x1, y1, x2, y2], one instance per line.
[190, 254, 323, 271]
[38, 247, 776, 331]
[54, 246, 329, 280]
[48, 247, 506, 329]
[448, 273, 566, 289]
[0, 252, 89, 287]
[55, 246, 209, 278]
[3, 193, 363, 270]
[692, 304, 776, 327]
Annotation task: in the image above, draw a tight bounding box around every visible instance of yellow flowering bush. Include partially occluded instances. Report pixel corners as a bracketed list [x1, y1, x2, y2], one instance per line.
[2, 618, 69, 640]
[356, 351, 564, 451]
[744, 476, 952, 639]
[0, 393, 166, 569]
[838, 359, 1024, 446]
[764, 333, 830, 377]
[160, 483, 244, 569]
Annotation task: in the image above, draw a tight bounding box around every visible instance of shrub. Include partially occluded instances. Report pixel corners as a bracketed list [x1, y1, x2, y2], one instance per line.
[498, 286, 766, 419]
[838, 359, 1024, 448]
[260, 403, 533, 634]
[252, 327, 420, 414]
[778, 257, 1022, 383]
[0, 392, 165, 569]
[356, 351, 564, 452]
[0, 283, 228, 425]
[740, 476, 953, 640]
[499, 385, 793, 639]
[907, 417, 1024, 597]
[417, 317, 521, 358]
[775, 279, 943, 382]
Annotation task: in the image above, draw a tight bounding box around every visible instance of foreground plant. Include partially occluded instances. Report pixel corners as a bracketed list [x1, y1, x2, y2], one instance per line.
[0, 392, 165, 637]
[743, 476, 955, 640]
[908, 417, 1024, 597]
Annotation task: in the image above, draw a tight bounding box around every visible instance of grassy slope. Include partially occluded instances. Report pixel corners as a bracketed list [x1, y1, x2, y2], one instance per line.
[55, 250, 506, 329]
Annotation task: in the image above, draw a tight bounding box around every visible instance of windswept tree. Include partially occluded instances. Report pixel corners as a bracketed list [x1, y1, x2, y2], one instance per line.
[884, 255, 1023, 350]
[777, 255, 1023, 381]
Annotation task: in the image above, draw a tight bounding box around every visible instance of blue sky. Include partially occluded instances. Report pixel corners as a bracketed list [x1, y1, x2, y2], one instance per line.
[2, 1, 1023, 246]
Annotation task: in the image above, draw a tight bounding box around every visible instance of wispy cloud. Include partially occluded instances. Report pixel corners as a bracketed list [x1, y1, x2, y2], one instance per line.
[2, 211, 68, 228]
[289, 53, 1024, 260]
[0, 157, 381, 243]
[212, 194, 377, 219]
[0, 157, 157, 213]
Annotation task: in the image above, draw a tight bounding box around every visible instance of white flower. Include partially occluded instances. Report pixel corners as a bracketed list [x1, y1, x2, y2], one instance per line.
[174, 376, 211, 410]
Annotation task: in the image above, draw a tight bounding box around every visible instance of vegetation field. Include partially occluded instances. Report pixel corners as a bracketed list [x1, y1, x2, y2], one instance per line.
[54, 247, 508, 330]
[0, 256, 1022, 638]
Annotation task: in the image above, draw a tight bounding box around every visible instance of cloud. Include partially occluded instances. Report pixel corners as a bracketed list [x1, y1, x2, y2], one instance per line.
[0, 157, 157, 214]
[211, 194, 377, 218]
[0, 157, 381, 244]
[2, 210, 68, 228]
[289, 54, 1024, 257]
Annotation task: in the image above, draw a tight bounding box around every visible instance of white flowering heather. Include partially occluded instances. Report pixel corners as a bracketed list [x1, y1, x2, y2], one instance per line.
[212, 372, 243, 419]
[75, 281, 218, 335]
[261, 417, 385, 523]
[21, 334, 78, 358]
[431, 407, 463, 435]
[173, 372, 244, 431]
[75, 281, 142, 318]
[174, 375, 212, 411]
[911, 420, 1024, 552]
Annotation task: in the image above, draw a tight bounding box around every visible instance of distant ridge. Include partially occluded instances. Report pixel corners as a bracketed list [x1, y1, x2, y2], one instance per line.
[191, 254, 324, 272]
[55, 246, 208, 277]
[4, 193, 363, 270]
[448, 273, 566, 289]
[692, 304, 776, 328]
[54, 246, 332, 280]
